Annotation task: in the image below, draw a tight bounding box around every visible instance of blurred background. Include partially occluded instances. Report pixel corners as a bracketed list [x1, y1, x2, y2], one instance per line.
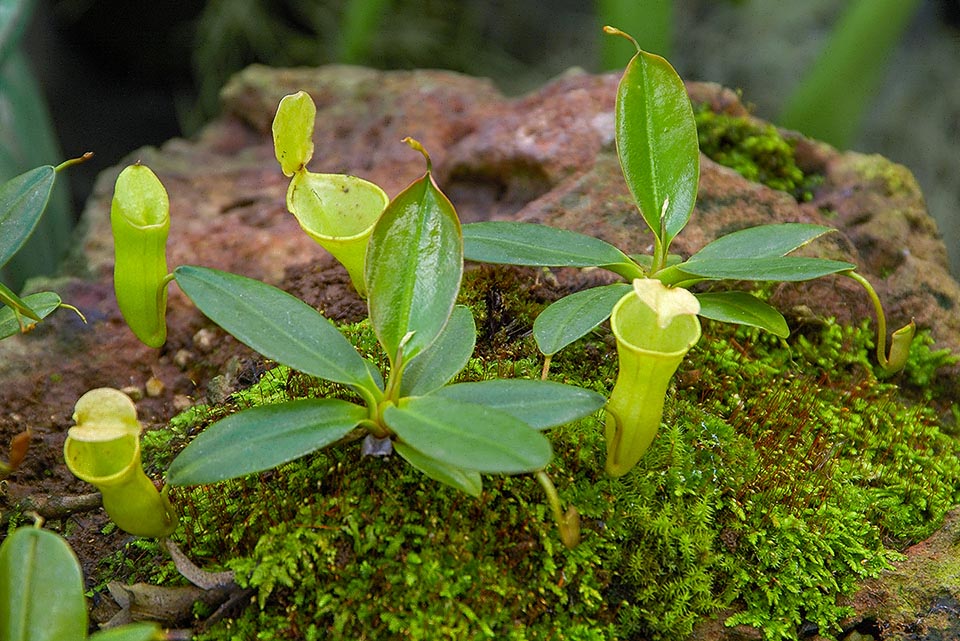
[6, 0, 960, 286]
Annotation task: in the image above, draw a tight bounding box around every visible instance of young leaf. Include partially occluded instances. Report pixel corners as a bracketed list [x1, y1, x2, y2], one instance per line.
[462, 221, 639, 276]
[0, 527, 88, 641]
[400, 305, 476, 397]
[273, 91, 317, 177]
[166, 398, 366, 485]
[690, 223, 835, 261]
[365, 145, 462, 366]
[533, 283, 633, 355]
[614, 37, 699, 246]
[174, 266, 376, 390]
[674, 256, 856, 282]
[394, 441, 483, 497]
[0, 166, 55, 268]
[384, 396, 551, 474]
[433, 379, 605, 430]
[695, 291, 790, 338]
[0, 291, 62, 339]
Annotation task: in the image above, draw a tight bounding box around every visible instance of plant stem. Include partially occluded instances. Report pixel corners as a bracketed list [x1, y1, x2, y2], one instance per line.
[535, 470, 580, 549]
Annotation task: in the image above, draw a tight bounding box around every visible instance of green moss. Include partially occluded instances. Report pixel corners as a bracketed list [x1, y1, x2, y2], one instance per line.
[136, 271, 960, 641]
[694, 104, 821, 201]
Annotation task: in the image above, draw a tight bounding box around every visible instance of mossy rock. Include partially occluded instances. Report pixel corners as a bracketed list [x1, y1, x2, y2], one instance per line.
[111, 266, 959, 641]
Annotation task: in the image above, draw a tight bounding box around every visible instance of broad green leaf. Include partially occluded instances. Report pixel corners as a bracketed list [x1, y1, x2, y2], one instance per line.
[394, 441, 482, 497]
[433, 379, 605, 430]
[462, 221, 638, 275]
[384, 396, 551, 473]
[401, 305, 476, 396]
[533, 283, 632, 355]
[166, 398, 366, 485]
[695, 291, 790, 338]
[0, 527, 88, 641]
[615, 46, 699, 245]
[0, 166, 55, 268]
[366, 167, 462, 366]
[690, 224, 835, 261]
[273, 91, 317, 177]
[0, 291, 60, 338]
[90, 622, 163, 641]
[174, 266, 375, 389]
[675, 256, 855, 282]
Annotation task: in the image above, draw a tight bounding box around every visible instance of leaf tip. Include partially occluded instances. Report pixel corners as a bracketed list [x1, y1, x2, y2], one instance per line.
[402, 137, 432, 173]
[602, 26, 640, 53]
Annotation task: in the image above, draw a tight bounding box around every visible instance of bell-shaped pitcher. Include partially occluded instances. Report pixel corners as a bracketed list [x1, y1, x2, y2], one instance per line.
[63, 388, 177, 537]
[605, 279, 701, 477]
[286, 171, 388, 296]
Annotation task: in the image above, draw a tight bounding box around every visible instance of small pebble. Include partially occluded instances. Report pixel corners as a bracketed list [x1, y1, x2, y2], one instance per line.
[145, 376, 165, 397]
[173, 349, 193, 369]
[192, 328, 217, 353]
[172, 395, 194, 411]
[120, 386, 143, 401]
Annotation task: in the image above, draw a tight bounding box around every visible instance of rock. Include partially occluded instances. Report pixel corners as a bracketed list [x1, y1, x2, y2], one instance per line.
[843, 507, 960, 640]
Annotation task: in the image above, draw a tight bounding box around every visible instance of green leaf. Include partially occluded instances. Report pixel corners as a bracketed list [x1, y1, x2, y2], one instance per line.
[695, 291, 790, 338]
[166, 398, 366, 485]
[533, 283, 632, 355]
[385, 396, 551, 473]
[89, 622, 163, 641]
[462, 221, 637, 274]
[675, 257, 856, 282]
[0, 291, 61, 338]
[616, 47, 699, 245]
[433, 379, 605, 430]
[690, 224, 835, 260]
[0, 527, 88, 641]
[394, 441, 482, 497]
[0, 166, 55, 268]
[365, 169, 462, 366]
[174, 266, 375, 389]
[0, 281, 40, 322]
[273, 91, 316, 177]
[400, 305, 476, 396]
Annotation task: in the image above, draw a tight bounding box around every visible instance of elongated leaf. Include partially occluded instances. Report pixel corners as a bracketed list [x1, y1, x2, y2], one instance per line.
[394, 440, 482, 497]
[0, 527, 87, 641]
[533, 283, 632, 355]
[616, 47, 699, 245]
[676, 257, 855, 282]
[433, 379, 605, 430]
[167, 398, 366, 485]
[366, 168, 462, 365]
[690, 223, 835, 261]
[401, 305, 476, 396]
[174, 266, 374, 389]
[90, 623, 163, 641]
[0, 166, 55, 268]
[0, 291, 60, 338]
[384, 396, 551, 473]
[695, 291, 790, 338]
[462, 221, 634, 270]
